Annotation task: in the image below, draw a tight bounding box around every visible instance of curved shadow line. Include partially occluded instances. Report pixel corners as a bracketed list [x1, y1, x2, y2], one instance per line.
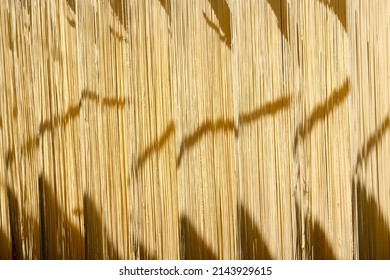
[238, 203, 273, 259]
[177, 119, 236, 166]
[4, 90, 129, 167]
[203, 13, 229, 46]
[353, 115, 390, 174]
[293, 78, 350, 153]
[39, 102, 82, 136]
[5, 93, 289, 174]
[136, 122, 176, 169]
[177, 95, 291, 166]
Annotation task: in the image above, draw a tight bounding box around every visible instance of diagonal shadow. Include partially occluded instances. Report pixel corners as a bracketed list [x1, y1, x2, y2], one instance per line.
[293, 78, 350, 153]
[109, 0, 128, 30]
[157, 0, 171, 23]
[109, 26, 127, 42]
[203, 0, 231, 48]
[179, 215, 217, 259]
[239, 95, 291, 124]
[39, 102, 82, 136]
[67, 16, 76, 28]
[237, 204, 272, 259]
[318, 0, 347, 31]
[203, 13, 229, 46]
[353, 177, 390, 259]
[135, 96, 290, 171]
[5, 102, 81, 168]
[84, 194, 119, 259]
[266, 0, 290, 42]
[4, 90, 289, 180]
[266, 0, 347, 44]
[38, 174, 84, 259]
[136, 122, 176, 168]
[66, 0, 76, 13]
